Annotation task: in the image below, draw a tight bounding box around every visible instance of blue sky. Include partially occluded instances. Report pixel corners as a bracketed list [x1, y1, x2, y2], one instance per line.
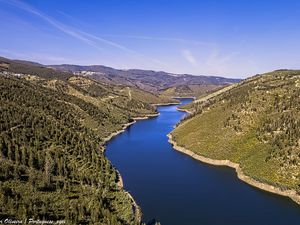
[0, 0, 300, 78]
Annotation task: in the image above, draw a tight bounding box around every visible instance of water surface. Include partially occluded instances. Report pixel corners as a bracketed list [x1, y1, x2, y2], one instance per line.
[106, 99, 300, 225]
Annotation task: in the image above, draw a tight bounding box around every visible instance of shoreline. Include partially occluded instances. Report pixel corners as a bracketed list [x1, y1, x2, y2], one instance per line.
[152, 97, 196, 107]
[173, 96, 196, 99]
[151, 102, 179, 106]
[115, 169, 142, 223]
[167, 133, 300, 205]
[176, 107, 193, 114]
[102, 112, 160, 223]
[102, 112, 159, 146]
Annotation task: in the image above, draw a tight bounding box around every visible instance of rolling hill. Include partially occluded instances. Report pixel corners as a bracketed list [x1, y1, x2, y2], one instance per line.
[1, 56, 241, 98]
[0, 58, 176, 224]
[49, 64, 240, 97]
[170, 70, 300, 204]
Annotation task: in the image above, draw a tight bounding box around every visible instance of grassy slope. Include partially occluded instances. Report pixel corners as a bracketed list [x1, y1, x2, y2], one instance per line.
[161, 84, 224, 98]
[129, 87, 178, 105]
[0, 70, 167, 224]
[178, 83, 238, 112]
[172, 70, 300, 193]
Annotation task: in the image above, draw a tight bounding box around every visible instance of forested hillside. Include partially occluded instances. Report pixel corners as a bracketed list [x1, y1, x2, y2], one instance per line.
[0, 57, 72, 80]
[0, 66, 167, 224]
[172, 70, 300, 200]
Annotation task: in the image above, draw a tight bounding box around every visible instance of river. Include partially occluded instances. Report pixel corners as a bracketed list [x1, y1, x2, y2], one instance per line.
[105, 98, 300, 225]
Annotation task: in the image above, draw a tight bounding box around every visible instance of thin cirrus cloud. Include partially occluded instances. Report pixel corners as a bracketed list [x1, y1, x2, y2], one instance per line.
[181, 49, 197, 67]
[95, 33, 243, 74]
[56, 10, 216, 66]
[78, 31, 166, 66]
[54, 11, 217, 48]
[1, 0, 242, 76]
[2, 0, 104, 51]
[205, 47, 240, 74]
[2, 0, 165, 66]
[206, 48, 240, 67]
[98, 34, 216, 47]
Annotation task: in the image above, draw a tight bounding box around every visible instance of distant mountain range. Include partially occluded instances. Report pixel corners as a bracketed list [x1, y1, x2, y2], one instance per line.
[49, 64, 241, 96]
[0, 56, 241, 97]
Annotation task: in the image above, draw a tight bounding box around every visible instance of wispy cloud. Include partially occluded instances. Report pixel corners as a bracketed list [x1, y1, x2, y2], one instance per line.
[2, 0, 104, 50]
[207, 48, 239, 66]
[206, 47, 240, 74]
[2, 0, 165, 66]
[55, 11, 216, 48]
[99, 34, 216, 47]
[181, 49, 197, 66]
[78, 31, 165, 66]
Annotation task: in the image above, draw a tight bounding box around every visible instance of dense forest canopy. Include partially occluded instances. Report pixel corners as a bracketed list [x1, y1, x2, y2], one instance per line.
[0, 65, 168, 224]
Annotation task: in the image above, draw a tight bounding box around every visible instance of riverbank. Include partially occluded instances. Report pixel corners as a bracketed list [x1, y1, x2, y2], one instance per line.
[102, 112, 159, 145]
[115, 169, 142, 223]
[152, 102, 179, 106]
[176, 107, 193, 114]
[167, 133, 300, 205]
[102, 112, 159, 223]
[173, 96, 196, 99]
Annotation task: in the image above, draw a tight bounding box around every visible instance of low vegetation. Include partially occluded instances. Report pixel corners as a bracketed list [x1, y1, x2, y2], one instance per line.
[172, 70, 300, 194]
[161, 84, 224, 98]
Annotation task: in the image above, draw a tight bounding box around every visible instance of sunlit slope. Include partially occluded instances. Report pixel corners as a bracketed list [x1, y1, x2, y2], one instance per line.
[0, 71, 161, 224]
[161, 84, 224, 98]
[172, 70, 300, 193]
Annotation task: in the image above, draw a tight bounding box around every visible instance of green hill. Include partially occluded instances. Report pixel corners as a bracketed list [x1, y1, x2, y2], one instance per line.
[0, 57, 72, 80]
[161, 84, 224, 98]
[171, 70, 300, 203]
[0, 62, 170, 224]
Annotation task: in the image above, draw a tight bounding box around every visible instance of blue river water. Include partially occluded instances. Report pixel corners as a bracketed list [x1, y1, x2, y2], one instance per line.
[105, 98, 300, 225]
